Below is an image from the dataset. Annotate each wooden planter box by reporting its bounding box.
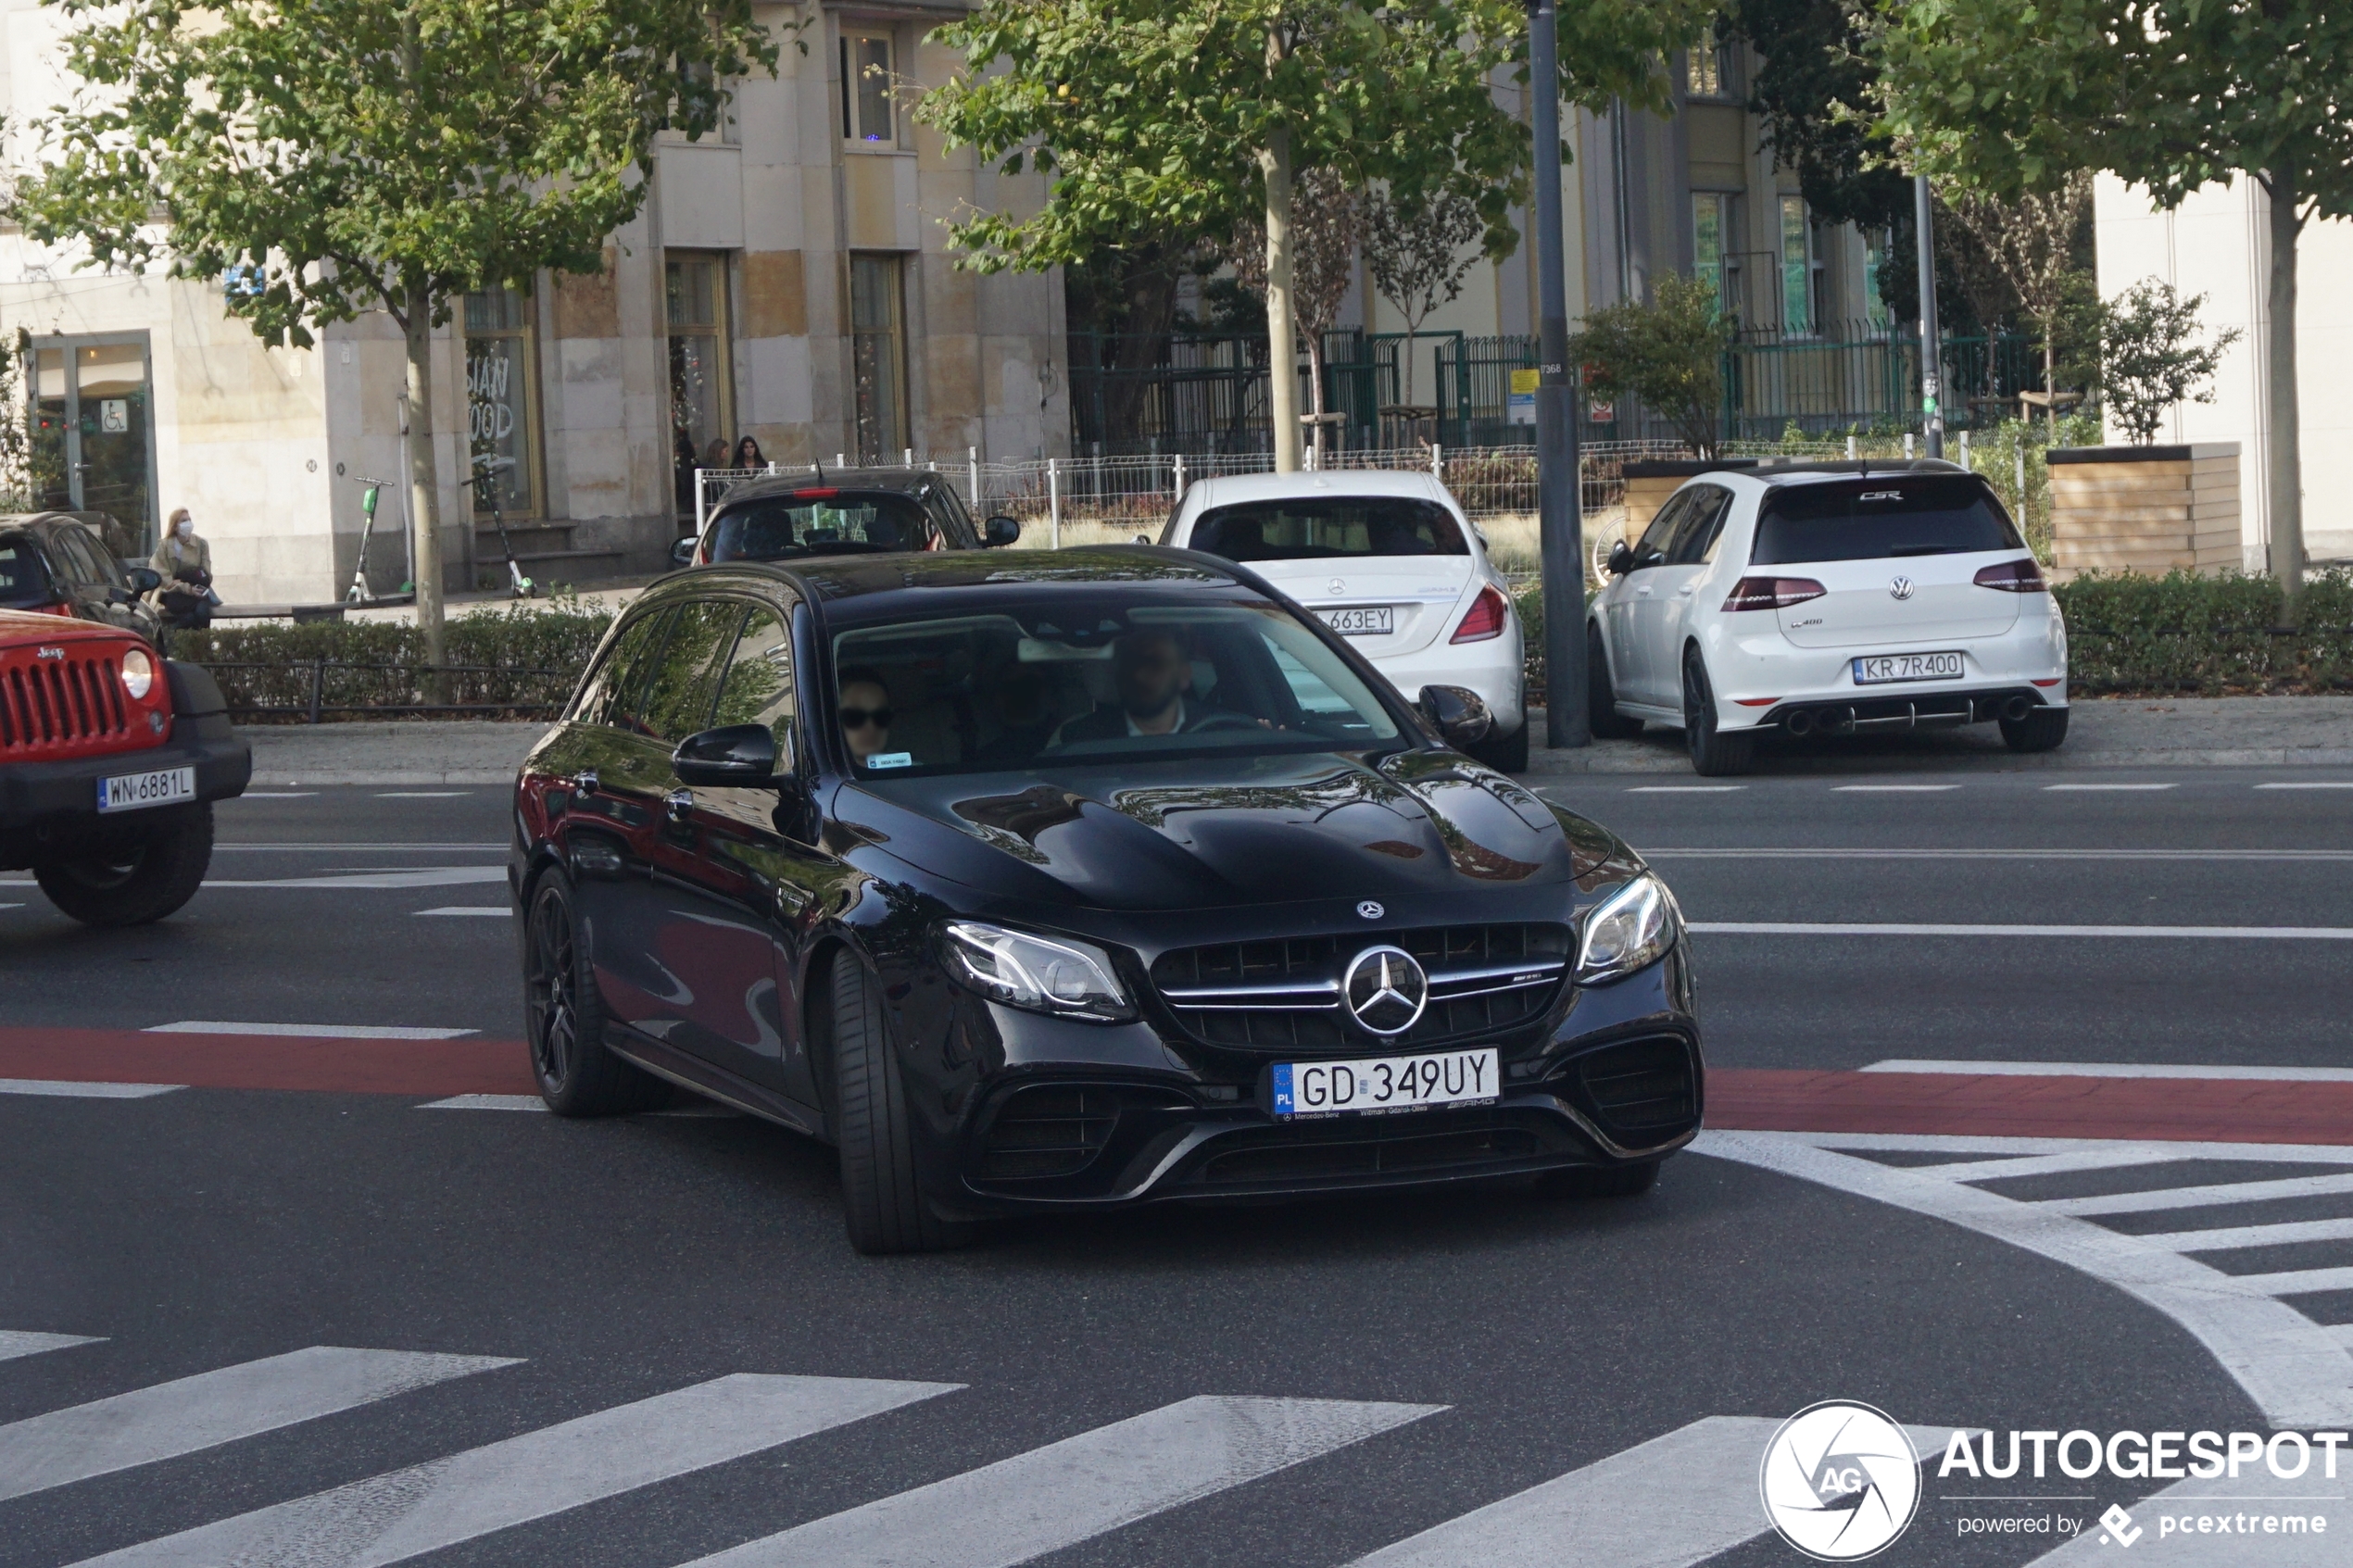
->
[2048,443,2241,578]
[1619,458,1757,535]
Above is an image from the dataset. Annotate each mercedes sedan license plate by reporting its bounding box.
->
[96,765,195,813]
[1271,1047,1499,1120]
[1320,605,1394,636]
[1852,650,1964,684]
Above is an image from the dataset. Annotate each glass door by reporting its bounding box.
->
[27,335,157,552]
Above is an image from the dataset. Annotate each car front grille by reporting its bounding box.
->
[975,1084,1124,1180]
[1151,922,1573,1054]
[0,650,134,758]
[1576,1036,1698,1143]
[1196,1127,1542,1186]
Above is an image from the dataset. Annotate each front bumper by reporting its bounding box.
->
[0,720,251,864]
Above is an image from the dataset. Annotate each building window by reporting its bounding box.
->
[849,254,907,463]
[463,287,541,520]
[841,31,895,145]
[1687,30,1730,98]
[667,254,736,483]
[1864,229,1894,336]
[1779,196,1817,335]
[1693,193,1738,320]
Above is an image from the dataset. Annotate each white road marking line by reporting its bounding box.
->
[374,791,471,797]
[1694,1131,2353,1428]
[235,792,318,798]
[70,1374,958,1568]
[1863,1060,2353,1083]
[1689,922,2353,939]
[1831,784,1961,792]
[0,902,23,911]
[2140,1217,2353,1252]
[144,1022,478,1040]
[0,1331,104,1363]
[420,1095,546,1111]
[1910,1149,2194,1185]
[0,1347,516,1503]
[2044,783,2177,791]
[1350,1417,1963,1568]
[202,867,508,890]
[1643,847,2353,860]
[1790,1131,2353,1163]
[1624,784,1745,792]
[414,907,510,918]
[2256,781,2353,789]
[213,844,508,852]
[0,1079,184,1099]
[685,1395,1444,1568]
[2223,1265,2353,1298]
[2044,1172,2353,1218]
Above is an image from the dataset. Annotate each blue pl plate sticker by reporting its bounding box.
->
[1271,1062,1296,1117]
[865,752,913,770]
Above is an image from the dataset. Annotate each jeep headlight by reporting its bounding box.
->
[941,921,1135,1022]
[1575,873,1681,985]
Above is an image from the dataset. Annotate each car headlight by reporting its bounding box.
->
[1575,873,1681,985]
[119,646,155,700]
[941,921,1136,1022]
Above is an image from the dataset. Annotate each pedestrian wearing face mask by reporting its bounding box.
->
[152,508,213,583]
[150,508,220,629]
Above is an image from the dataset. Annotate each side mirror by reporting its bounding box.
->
[1416,684,1493,750]
[673,723,788,787]
[670,537,698,569]
[983,515,1021,547]
[1604,541,1634,578]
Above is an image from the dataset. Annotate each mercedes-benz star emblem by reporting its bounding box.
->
[1356,900,1384,921]
[1343,945,1428,1036]
[1888,576,1916,601]
[1328,578,1346,596]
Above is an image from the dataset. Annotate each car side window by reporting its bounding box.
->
[573,608,672,728]
[55,529,112,586]
[1632,492,1692,565]
[1669,486,1734,566]
[639,599,747,743]
[711,604,796,744]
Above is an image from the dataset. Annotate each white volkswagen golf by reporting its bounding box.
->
[1163,470,1529,768]
[1588,461,2068,775]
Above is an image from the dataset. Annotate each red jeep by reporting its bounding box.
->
[0,608,251,925]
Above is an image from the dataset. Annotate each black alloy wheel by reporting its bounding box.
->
[1587,621,1644,740]
[2000,706,2070,753]
[830,947,973,1255]
[523,870,666,1115]
[33,806,214,927]
[1681,647,1755,777]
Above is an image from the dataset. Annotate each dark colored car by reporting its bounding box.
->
[672,467,1021,569]
[0,513,165,644]
[510,548,1701,1252]
[0,607,251,925]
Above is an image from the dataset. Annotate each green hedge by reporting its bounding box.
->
[171,601,612,719]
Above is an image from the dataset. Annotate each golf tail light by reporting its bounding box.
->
[1576,873,1681,985]
[119,646,156,700]
[1451,584,1509,643]
[1973,558,2048,593]
[942,921,1135,1022]
[1721,576,1827,612]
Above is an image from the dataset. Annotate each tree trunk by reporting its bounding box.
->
[403,281,447,689]
[2265,166,2304,613]
[1304,330,1327,466]
[2042,327,2057,439]
[1260,73,1301,472]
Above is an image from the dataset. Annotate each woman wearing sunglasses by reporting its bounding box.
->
[837,667,901,770]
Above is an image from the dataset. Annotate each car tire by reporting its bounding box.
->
[1999,707,2070,753]
[1587,622,1644,740]
[33,806,214,927]
[831,947,973,1255]
[1535,1159,1661,1198]
[1680,649,1755,776]
[1468,718,1530,772]
[522,869,669,1116]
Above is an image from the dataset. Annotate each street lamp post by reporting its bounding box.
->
[1914,173,1944,461]
[1529,0,1586,748]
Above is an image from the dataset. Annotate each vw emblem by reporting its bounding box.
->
[1342,945,1428,1036]
[1888,576,1916,601]
[1355,900,1384,921]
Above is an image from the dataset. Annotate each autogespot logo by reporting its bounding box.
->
[1760,1401,1922,1561]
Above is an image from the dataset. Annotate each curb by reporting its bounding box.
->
[246,771,519,789]
[1522,746,2353,776]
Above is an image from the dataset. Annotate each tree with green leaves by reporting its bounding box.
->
[1364,186,1484,414]
[14,0,785,659]
[1873,0,2353,605]
[2099,281,2240,446]
[920,0,1711,471]
[1940,172,2095,435]
[1570,272,1732,457]
[1713,0,1909,235]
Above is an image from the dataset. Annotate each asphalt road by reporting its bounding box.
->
[5,769,2350,1567]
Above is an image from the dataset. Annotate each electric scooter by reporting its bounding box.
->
[346,477,395,604]
[466,455,536,599]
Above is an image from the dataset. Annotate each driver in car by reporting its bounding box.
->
[1053,629,1213,743]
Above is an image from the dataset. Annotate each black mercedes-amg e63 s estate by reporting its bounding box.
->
[510,547,1702,1252]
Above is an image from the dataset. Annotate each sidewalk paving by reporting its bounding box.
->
[240,696,2353,787]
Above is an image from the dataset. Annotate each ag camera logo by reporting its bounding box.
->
[1760,1400,1921,1561]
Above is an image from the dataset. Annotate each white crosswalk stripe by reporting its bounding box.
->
[71,1374,959,1568]
[0,1329,104,1362]
[0,1347,516,1502]
[682,1395,1442,1568]
[1695,1130,2353,1429]
[1351,1416,1964,1568]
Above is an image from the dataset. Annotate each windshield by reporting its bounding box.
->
[0,537,53,608]
[1189,496,1467,562]
[1751,476,2024,564]
[828,596,1402,777]
[709,492,937,561]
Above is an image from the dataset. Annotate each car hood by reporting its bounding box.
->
[829,749,1619,912]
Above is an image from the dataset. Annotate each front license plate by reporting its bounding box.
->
[1271,1047,1500,1120]
[1852,650,1964,684]
[1320,606,1394,636]
[96,765,195,814]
